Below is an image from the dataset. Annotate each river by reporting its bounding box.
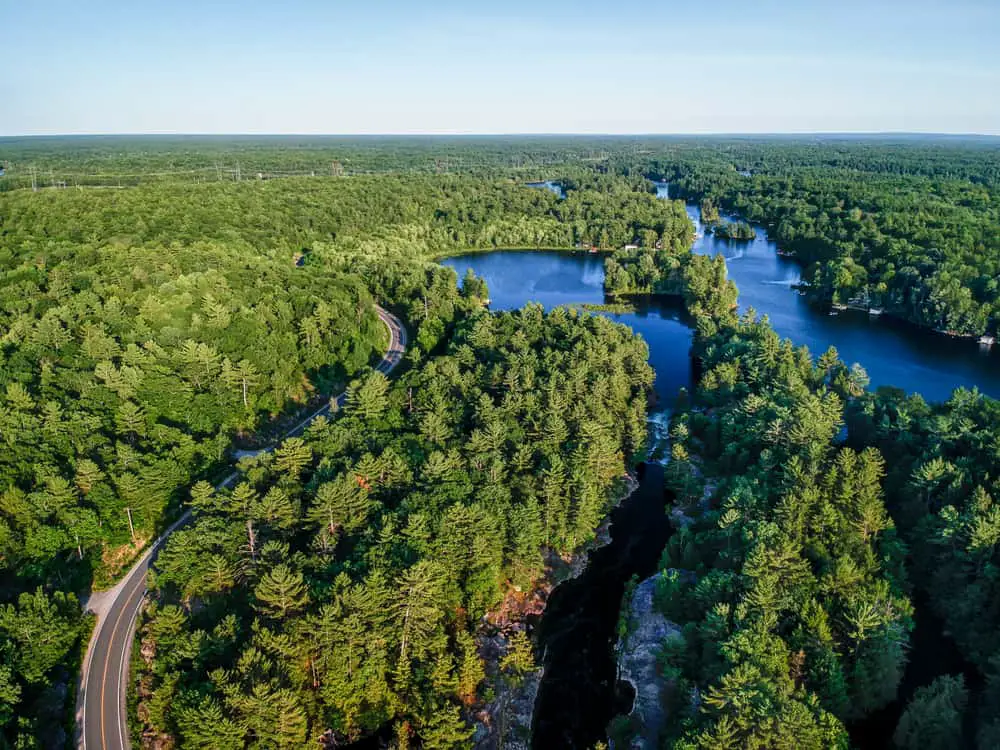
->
[660,182,1000,402]
[448,184,1000,405]
[439,185,999,748]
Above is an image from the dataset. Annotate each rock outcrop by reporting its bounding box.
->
[615,572,680,749]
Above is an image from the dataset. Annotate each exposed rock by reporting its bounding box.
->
[472,475,639,749]
[472,663,541,750]
[615,572,680,749]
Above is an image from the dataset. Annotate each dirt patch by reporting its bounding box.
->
[94,535,152,588]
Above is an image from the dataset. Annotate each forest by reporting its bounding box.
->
[0,146,686,747]
[658,306,910,748]
[137,304,651,748]
[637,283,1000,749]
[658,147,1000,336]
[1,135,1000,749]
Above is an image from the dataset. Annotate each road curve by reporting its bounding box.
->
[78,306,406,750]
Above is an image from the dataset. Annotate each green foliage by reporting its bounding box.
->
[666,146,1000,335]
[0,588,82,746]
[139,305,650,746]
[893,674,967,750]
[657,308,911,747]
[2,135,998,746]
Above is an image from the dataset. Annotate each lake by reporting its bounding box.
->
[438,185,1000,748]
[661,182,1000,402]
[445,185,1000,404]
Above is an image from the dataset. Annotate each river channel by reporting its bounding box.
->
[439,184,1000,747]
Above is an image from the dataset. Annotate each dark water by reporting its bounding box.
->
[530,463,672,749]
[445,189,1000,405]
[657,183,1000,402]
[440,250,693,449]
[439,184,1000,747]
[848,593,979,749]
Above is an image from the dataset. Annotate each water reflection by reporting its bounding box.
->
[658,183,1000,402]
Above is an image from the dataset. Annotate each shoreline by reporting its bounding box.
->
[613,572,680,749]
[679,194,996,345]
[472,473,640,750]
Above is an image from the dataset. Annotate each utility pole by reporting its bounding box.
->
[125,507,136,543]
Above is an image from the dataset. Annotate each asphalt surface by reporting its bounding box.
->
[78,306,406,749]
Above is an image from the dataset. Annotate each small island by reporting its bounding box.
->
[710,219,757,241]
[699,198,756,240]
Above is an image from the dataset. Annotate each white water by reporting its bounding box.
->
[646,410,672,465]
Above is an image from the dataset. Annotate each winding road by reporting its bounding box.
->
[77,306,406,750]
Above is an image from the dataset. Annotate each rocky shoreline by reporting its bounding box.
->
[472,475,640,750]
[613,573,680,749]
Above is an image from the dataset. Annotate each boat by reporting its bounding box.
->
[979,335,995,347]
[869,308,883,317]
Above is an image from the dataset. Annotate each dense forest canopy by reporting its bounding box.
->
[138,305,651,748]
[658,150,1000,336]
[0,142,689,747]
[1,135,1000,749]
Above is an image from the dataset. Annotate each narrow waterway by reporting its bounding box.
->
[530,463,671,749]
[440,183,1000,747]
[439,252,685,746]
[657,182,1000,402]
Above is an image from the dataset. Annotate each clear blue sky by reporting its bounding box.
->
[3,0,998,135]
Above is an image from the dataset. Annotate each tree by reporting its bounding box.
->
[238,684,308,750]
[254,565,309,619]
[394,561,447,680]
[0,589,81,684]
[893,675,967,750]
[222,358,260,408]
[419,701,474,749]
[500,631,535,687]
[456,630,484,706]
[348,371,390,424]
[273,437,313,480]
[175,696,246,749]
[0,666,20,728]
[308,475,371,550]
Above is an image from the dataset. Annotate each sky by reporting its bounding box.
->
[3,0,999,136]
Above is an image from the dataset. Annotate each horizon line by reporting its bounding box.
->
[2,130,1000,140]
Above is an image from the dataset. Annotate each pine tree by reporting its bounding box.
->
[456,630,484,706]
[419,701,474,749]
[254,565,309,619]
[893,674,967,750]
[273,437,313,480]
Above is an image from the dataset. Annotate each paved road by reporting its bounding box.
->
[78,306,406,750]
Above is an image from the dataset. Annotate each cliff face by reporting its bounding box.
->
[616,573,680,749]
[473,476,640,749]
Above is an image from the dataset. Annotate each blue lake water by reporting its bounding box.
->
[439,182,1000,749]
[443,185,1000,404]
